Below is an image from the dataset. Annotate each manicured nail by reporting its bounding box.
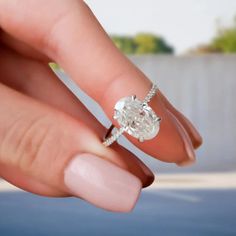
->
[137,160,155,187]
[167,110,196,166]
[64,153,142,212]
[177,113,203,149]
[177,158,195,167]
[178,130,196,166]
[159,91,203,149]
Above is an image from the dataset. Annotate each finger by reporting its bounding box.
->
[0,30,50,62]
[158,91,203,149]
[0,7,200,152]
[112,143,154,188]
[0,163,69,197]
[0,46,154,187]
[0,0,198,163]
[0,83,141,212]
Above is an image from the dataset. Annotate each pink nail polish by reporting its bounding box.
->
[64,153,142,212]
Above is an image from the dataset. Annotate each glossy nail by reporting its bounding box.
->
[159,91,203,149]
[167,110,196,166]
[64,153,142,212]
[136,159,155,187]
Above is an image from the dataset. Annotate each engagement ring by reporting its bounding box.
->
[103,83,161,147]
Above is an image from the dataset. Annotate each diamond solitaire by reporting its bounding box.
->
[114,95,160,141]
[103,84,161,147]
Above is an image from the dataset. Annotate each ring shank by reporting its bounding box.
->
[103,125,125,147]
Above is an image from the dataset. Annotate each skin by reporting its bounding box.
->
[0,0,202,206]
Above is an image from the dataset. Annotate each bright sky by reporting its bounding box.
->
[85,0,236,54]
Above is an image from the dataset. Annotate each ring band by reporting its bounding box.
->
[103,83,161,147]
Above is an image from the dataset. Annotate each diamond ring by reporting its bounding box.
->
[103,83,161,147]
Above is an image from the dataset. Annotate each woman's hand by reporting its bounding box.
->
[0,0,202,212]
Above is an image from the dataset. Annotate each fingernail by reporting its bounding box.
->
[167,110,196,166]
[181,128,196,161]
[179,113,203,149]
[177,158,195,167]
[176,130,196,166]
[137,161,155,187]
[159,91,203,149]
[64,153,142,212]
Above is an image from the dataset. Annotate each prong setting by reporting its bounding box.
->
[103,84,160,147]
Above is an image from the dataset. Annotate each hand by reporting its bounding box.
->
[0,0,202,212]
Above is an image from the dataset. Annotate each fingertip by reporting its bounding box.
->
[193,135,203,149]
[64,153,142,212]
[142,173,155,188]
[137,161,155,188]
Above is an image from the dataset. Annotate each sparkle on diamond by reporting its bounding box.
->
[114,96,160,141]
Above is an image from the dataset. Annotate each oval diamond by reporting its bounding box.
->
[114,96,161,141]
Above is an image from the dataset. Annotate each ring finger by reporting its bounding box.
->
[0,45,155,188]
[0,0,200,164]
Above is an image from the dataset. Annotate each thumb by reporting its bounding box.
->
[0,83,141,212]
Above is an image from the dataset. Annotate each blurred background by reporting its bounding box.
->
[1,0,236,235]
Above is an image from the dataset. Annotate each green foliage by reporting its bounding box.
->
[112,36,136,54]
[111,33,174,55]
[192,17,236,54]
[49,62,60,70]
[134,33,173,54]
[48,62,64,72]
[211,23,236,53]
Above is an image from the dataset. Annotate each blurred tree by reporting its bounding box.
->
[211,21,236,53]
[111,36,136,54]
[187,44,221,54]
[134,33,173,54]
[189,16,236,54]
[111,33,174,54]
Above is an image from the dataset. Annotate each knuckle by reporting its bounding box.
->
[40,0,85,58]
[16,116,52,171]
[0,114,63,174]
[40,12,70,57]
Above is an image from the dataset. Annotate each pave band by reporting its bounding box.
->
[103,83,161,147]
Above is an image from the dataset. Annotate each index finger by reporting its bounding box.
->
[0,0,195,164]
